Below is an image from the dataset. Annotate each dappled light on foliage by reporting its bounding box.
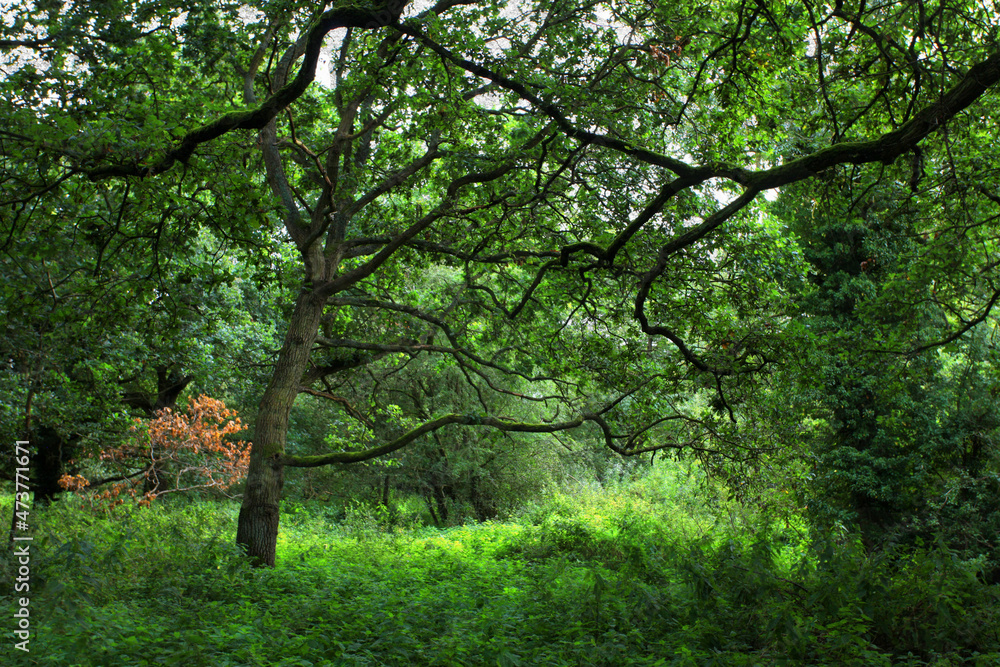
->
[58,395,249,508]
[3,471,999,665]
[1,0,999,659]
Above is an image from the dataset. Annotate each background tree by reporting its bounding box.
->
[0,194,283,503]
[773,161,1000,568]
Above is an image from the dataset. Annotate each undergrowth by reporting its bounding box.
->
[0,465,997,666]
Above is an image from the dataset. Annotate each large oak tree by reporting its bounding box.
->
[3,0,1000,565]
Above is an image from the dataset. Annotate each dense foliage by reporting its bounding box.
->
[2,469,999,666]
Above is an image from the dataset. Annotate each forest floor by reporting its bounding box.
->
[1,466,998,666]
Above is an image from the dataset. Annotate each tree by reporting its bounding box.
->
[777,175,954,537]
[769,166,1000,557]
[3,0,1000,566]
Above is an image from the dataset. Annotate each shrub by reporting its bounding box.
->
[58,395,249,507]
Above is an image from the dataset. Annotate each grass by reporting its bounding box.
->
[1,463,998,666]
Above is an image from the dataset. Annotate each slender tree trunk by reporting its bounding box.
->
[425,494,441,527]
[432,482,449,525]
[237,289,324,566]
[470,474,497,522]
[380,473,390,509]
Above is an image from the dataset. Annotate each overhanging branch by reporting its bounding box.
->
[745,50,1000,190]
[393,20,702,179]
[86,1,407,181]
[633,188,762,374]
[277,413,589,467]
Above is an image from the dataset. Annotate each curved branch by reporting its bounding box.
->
[86,2,406,181]
[299,387,374,428]
[317,132,549,298]
[745,50,1000,190]
[633,188,761,374]
[314,337,569,388]
[394,21,702,179]
[904,283,1000,356]
[278,413,589,467]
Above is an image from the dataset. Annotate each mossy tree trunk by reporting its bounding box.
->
[236,290,325,566]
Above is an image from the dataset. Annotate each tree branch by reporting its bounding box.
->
[744,50,1000,190]
[278,412,590,467]
[86,1,407,181]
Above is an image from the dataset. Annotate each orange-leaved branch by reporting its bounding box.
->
[58,395,250,508]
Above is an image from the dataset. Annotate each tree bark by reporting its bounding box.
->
[432,482,450,525]
[31,425,78,504]
[236,289,325,566]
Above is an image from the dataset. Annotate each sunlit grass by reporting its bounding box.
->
[0,465,997,666]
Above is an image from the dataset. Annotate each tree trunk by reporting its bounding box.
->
[237,289,324,566]
[380,473,391,509]
[432,482,450,525]
[470,474,497,522]
[32,426,79,504]
[425,494,441,527]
